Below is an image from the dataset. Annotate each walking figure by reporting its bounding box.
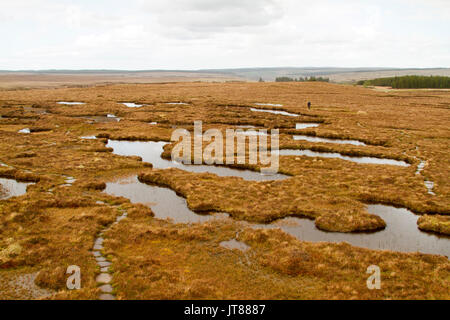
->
[307,102,311,110]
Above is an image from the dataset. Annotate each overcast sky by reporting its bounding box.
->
[1,0,449,70]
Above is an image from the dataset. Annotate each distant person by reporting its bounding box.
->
[307,102,311,110]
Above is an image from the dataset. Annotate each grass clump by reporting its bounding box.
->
[417,215,450,236]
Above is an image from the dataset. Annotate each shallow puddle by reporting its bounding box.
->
[277,149,410,166]
[220,239,250,252]
[122,102,144,108]
[80,115,120,123]
[237,130,268,136]
[296,123,320,129]
[104,176,226,224]
[293,135,366,146]
[57,102,85,105]
[257,205,449,257]
[254,103,283,107]
[106,140,288,181]
[414,161,435,195]
[0,178,32,200]
[250,108,299,117]
[166,102,189,105]
[18,128,31,134]
[65,176,76,185]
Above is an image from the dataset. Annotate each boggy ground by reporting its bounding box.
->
[102,213,449,300]
[418,215,450,236]
[0,82,449,299]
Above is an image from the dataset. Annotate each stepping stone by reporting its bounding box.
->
[96,257,106,262]
[92,251,101,257]
[100,267,109,273]
[93,244,103,250]
[96,273,112,284]
[95,237,104,245]
[98,261,111,268]
[99,294,116,300]
[99,284,113,293]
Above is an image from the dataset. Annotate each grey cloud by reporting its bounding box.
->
[143,0,284,33]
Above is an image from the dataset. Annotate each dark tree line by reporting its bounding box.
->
[357,75,450,89]
[275,76,330,83]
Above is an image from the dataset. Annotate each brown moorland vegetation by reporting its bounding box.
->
[417,215,450,236]
[0,82,448,299]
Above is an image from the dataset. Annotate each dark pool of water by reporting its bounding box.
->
[220,239,250,252]
[0,178,32,200]
[254,103,283,107]
[106,140,288,181]
[277,149,410,167]
[293,135,366,146]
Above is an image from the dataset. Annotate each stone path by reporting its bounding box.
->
[91,207,128,300]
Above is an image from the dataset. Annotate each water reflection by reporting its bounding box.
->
[106,140,288,181]
[105,176,225,224]
[293,135,366,146]
[250,108,299,117]
[258,205,449,257]
[0,178,32,200]
[277,149,409,166]
[104,176,449,257]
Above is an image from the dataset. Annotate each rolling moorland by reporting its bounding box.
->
[1,68,450,89]
[0,81,449,299]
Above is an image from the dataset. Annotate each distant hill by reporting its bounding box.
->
[1,67,449,89]
[197,67,450,82]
